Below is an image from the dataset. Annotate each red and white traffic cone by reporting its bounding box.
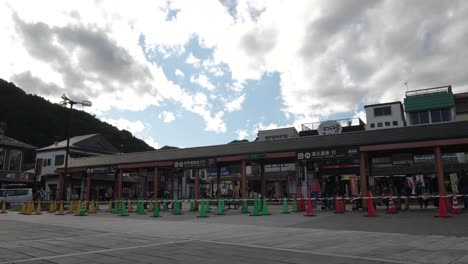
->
[386,198,398,214]
[451,195,461,214]
[304,198,316,217]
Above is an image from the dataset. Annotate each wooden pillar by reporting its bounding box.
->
[194,169,200,209]
[216,165,221,199]
[241,160,247,200]
[360,152,368,210]
[58,173,64,201]
[295,161,301,199]
[434,146,446,195]
[86,173,91,201]
[153,167,158,199]
[117,169,123,200]
[260,162,265,199]
[143,175,148,199]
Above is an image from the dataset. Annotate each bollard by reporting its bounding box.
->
[172,200,183,215]
[19,202,26,214]
[56,201,65,215]
[292,198,298,212]
[250,199,261,216]
[35,201,42,215]
[281,198,290,214]
[120,200,129,216]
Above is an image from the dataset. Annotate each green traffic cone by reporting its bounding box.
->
[197,200,208,218]
[151,200,161,217]
[242,200,250,214]
[120,200,129,216]
[292,198,298,212]
[221,199,226,212]
[162,200,168,211]
[172,200,183,215]
[281,198,290,214]
[112,200,119,214]
[189,200,195,211]
[250,199,260,216]
[78,201,87,216]
[262,198,271,216]
[205,200,211,213]
[138,200,146,215]
[216,199,225,215]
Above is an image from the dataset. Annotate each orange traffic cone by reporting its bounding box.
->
[365,192,376,217]
[386,198,398,214]
[304,199,316,217]
[450,195,461,214]
[435,195,449,218]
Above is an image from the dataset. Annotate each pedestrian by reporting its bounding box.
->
[310,177,320,209]
[415,180,428,208]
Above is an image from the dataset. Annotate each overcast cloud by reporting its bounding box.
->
[1,0,467,147]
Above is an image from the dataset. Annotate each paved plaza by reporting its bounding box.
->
[1,205,468,264]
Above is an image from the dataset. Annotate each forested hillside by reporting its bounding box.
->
[0,78,154,153]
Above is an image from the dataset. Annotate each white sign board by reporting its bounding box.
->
[317,120,342,135]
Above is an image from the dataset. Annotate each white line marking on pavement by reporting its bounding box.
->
[193,239,415,264]
[0,232,123,246]
[0,239,192,264]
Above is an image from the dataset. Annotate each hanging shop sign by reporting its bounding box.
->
[86,166,117,174]
[174,158,216,169]
[317,120,342,135]
[246,153,266,160]
[297,147,359,161]
[0,171,34,182]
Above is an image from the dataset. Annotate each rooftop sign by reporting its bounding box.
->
[317,120,342,135]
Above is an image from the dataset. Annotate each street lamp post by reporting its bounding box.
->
[59,94,92,201]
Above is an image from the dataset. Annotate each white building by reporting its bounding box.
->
[364,102,406,130]
[35,134,118,199]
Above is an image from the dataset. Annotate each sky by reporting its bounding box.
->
[1,0,468,149]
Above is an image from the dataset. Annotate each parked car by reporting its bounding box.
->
[0,188,33,209]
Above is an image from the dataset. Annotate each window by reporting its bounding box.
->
[431,108,451,123]
[409,111,430,125]
[47,159,51,166]
[377,122,383,127]
[54,155,64,166]
[385,122,390,127]
[374,106,392,117]
[370,123,375,128]
[393,121,398,126]
[0,148,5,170]
[8,150,22,171]
[43,159,47,167]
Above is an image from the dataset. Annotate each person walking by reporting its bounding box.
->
[310,178,320,209]
[415,180,428,208]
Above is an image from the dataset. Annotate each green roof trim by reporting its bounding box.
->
[404,92,454,112]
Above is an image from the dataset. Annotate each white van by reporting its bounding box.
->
[0,188,33,209]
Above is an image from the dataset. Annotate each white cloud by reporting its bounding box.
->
[236,129,249,140]
[143,136,160,149]
[158,111,176,123]
[175,69,184,78]
[225,94,246,112]
[190,74,216,91]
[3,0,468,142]
[101,118,145,135]
[186,52,201,68]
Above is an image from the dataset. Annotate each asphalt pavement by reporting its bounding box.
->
[0,204,467,264]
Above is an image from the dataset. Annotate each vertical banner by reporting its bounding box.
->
[450,173,459,194]
[349,176,358,196]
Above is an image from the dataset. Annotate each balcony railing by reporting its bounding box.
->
[405,85,452,97]
[301,117,364,131]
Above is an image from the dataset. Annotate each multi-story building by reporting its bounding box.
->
[404,85,455,126]
[0,132,36,187]
[35,134,118,200]
[364,102,406,130]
